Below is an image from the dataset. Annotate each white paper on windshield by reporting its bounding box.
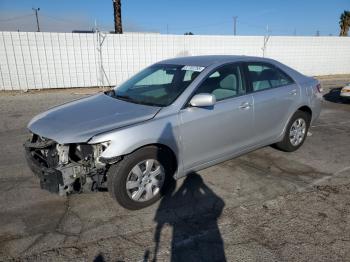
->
[181,65,205,72]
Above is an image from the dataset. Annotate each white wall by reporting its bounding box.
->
[1,31,350,91]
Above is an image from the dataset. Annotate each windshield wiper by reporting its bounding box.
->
[114,93,162,107]
[115,94,133,102]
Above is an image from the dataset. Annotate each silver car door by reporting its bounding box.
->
[179,63,254,171]
[246,62,300,142]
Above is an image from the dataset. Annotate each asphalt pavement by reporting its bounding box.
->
[0,77,349,261]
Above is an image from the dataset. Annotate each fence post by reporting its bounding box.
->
[57,33,65,88]
[10,32,21,90]
[0,32,8,90]
[72,33,79,88]
[26,32,37,89]
[42,32,51,89]
[64,33,73,88]
[50,32,59,88]
[18,32,29,91]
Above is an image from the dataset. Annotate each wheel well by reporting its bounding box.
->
[133,143,178,172]
[298,106,312,119]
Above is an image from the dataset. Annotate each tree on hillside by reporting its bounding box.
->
[113,0,123,33]
[184,32,194,35]
[339,10,350,36]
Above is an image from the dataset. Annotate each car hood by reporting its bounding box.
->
[28,93,161,144]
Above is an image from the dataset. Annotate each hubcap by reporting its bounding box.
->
[126,159,165,202]
[289,118,306,146]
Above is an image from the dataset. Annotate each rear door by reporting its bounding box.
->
[244,62,300,143]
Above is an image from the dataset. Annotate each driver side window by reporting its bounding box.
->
[194,64,245,101]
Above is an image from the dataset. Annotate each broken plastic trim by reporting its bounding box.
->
[24,139,56,149]
[99,156,122,164]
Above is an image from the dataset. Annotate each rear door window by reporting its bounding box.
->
[246,63,294,92]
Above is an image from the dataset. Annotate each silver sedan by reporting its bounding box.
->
[25,55,322,209]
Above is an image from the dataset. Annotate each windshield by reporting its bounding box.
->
[110,64,203,107]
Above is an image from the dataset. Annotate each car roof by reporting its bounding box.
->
[158,55,268,67]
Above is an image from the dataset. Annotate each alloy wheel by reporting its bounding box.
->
[289,118,307,146]
[125,159,165,202]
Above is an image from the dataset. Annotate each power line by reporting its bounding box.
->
[0,14,33,22]
[40,14,80,24]
[238,20,263,30]
[168,20,231,31]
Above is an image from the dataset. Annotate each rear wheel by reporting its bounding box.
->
[275,110,310,152]
[107,146,174,210]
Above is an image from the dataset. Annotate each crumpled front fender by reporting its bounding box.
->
[89,115,180,161]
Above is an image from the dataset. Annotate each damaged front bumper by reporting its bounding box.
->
[24,133,110,196]
[25,147,64,193]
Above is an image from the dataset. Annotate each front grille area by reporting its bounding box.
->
[24,134,59,168]
[24,132,108,195]
[24,133,63,193]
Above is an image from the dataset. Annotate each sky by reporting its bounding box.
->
[0,0,348,36]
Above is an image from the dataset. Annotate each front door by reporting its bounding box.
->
[179,63,254,171]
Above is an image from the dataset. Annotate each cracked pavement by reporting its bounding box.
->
[0,77,349,261]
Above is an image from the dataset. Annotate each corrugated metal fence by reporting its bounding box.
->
[1,31,350,91]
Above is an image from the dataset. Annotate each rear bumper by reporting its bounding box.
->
[309,92,322,126]
[25,147,63,193]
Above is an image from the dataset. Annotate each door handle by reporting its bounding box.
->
[239,102,251,110]
[289,89,297,96]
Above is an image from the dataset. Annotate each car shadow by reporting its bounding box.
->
[323,87,350,104]
[95,122,226,261]
[146,122,226,261]
[147,172,226,262]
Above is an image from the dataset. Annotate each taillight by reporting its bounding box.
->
[315,83,323,93]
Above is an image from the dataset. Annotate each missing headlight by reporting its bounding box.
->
[69,144,94,162]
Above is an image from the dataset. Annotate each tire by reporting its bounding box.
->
[107,146,175,210]
[275,110,311,152]
[341,97,350,104]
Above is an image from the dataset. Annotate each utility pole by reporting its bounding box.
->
[32,8,40,32]
[233,16,238,35]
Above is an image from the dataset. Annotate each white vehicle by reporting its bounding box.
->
[340,83,350,99]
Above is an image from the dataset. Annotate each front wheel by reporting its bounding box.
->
[107,146,174,210]
[275,110,310,152]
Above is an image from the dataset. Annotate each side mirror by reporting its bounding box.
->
[189,93,216,107]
